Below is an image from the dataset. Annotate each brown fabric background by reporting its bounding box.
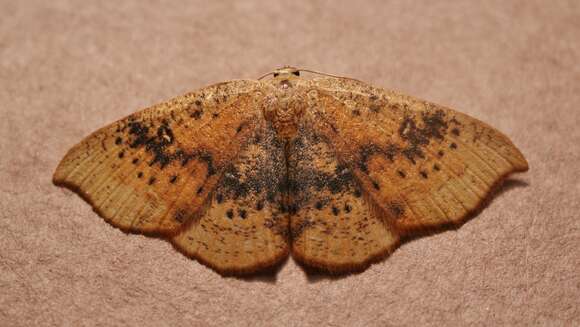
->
[1,1,578,326]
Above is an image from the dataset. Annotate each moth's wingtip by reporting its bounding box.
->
[52,169,65,186]
[519,156,530,172]
[52,172,72,190]
[512,152,530,173]
[507,137,530,173]
[52,155,71,185]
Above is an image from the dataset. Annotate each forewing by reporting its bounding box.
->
[172,124,290,274]
[308,78,528,233]
[53,80,262,235]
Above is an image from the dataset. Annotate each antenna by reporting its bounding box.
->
[257,67,360,82]
[257,71,274,80]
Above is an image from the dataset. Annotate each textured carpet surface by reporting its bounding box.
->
[1,1,579,326]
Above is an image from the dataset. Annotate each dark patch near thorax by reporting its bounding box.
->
[285,126,360,214]
[213,126,286,207]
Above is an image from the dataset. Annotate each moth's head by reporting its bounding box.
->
[258,66,344,81]
[258,66,301,80]
[271,66,301,79]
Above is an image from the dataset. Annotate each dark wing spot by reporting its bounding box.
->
[384,144,399,162]
[451,128,460,136]
[450,142,458,149]
[332,206,340,216]
[190,110,202,120]
[169,175,178,183]
[369,104,381,113]
[137,172,143,178]
[216,193,223,204]
[401,147,424,165]
[290,219,314,240]
[288,204,298,215]
[157,124,174,144]
[174,210,186,223]
[256,201,264,211]
[329,122,339,133]
[226,209,234,219]
[181,154,192,166]
[372,180,380,190]
[118,151,125,159]
[358,144,382,173]
[197,151,216,176]
[148,176,156,185]
[387,202,405,219]
[358,143,401,172]
[420,170,428,179]
[132,158,139,164]
[239,209,247,219]
[115,137,122,145]
[344,204,352,213]
[433,164,441,171]
[196,186,204,194]
[397,170,406,178]
[236,123,247,134]
[315,201,323,210]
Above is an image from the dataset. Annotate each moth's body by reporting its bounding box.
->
[54,66,528,275]
[260,68,310,140]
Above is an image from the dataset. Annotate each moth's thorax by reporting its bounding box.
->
[261,76,308,140]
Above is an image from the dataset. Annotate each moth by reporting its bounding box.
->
[54,67,528,275]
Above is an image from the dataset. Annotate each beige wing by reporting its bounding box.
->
[287,122,399,273]
[172,123,290,275]
[309,77,528,234]
[53,80,263,235]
